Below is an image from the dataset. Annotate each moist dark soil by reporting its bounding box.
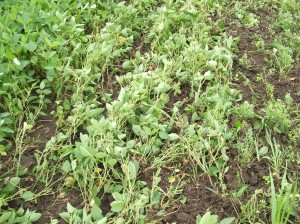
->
[270,64,300,104]
[144,166,237,224]
[24,113,83,223]
[23,114,57,167]
[99,192,114,215]
[0,106,57,174]
[166,83,192,114]
[18,188,82,224]
[229,10,273,106]
[162,175,236,224]
[228,8,300,106]
[225,154,269,192]
[1,105,84,223]
[101,75,121,101]
[131,35,150,56]
[144,157,272,224]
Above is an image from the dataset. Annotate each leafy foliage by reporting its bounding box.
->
[0,0,299,223]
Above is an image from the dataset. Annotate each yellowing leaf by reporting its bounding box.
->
[117,36,127,44]
[0,151,7,156]
[65,176,76,187]
[168,176,176,183]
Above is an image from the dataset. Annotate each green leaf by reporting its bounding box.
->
[13,58,21,66]
[95,152,106,159]
[14,216,25,223]
[62,160,71,173]
[270,174,277,224]
[192,112,200,121]
[41,62,55,70]
[0,145,5,152]
[112,192,123,201]
[80,146,92,157]
[22,191,35,201]
[220,217,235,224]
[88,108,105,117]
[110,200,125,212]
[67,202,76,213]
[122,61,133,71]
[168,133,179,140]
[259,146,268,156]
[154,82,169,93]
[92,186,99,198]
[0,127,14,133]
[198,211,218,224]
[42,89,52,95]
[40,81,45,90]
[96,217,107,224]
[20,60,29,68]
[7,211,16,223]
[0,44,4,56]
[159,131,169,140]
[254,120,264,129]
[143,126,152,135]
[108,159,117,167]
[0,211,13,223]
[3,118,13,125]
[204,71,215,80]
[118,134,126,140]
[10,177,21,185]
[29,212,42,222]
[17,166,27,176]
[132,125,143,136]
[208,166,219,175]
[25,41,37,52]
[16,206,25,216]
[63,99,71,110]
[0,112,9,119]
[206,60,218,71]
[17,99,23,110]
[116,217,125,224]
[151,191,161,205]
[2,177,20,194]
[91,204,103,220]
[128,161,137,180]
[126,140,135,148]
[180,196,187,204]
[59,212,71,220]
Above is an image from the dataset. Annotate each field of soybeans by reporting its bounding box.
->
[0,0,299,223]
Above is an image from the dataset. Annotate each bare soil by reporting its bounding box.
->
[0,105,84,223]
[162,175,236,224]
[229,9,300,106]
